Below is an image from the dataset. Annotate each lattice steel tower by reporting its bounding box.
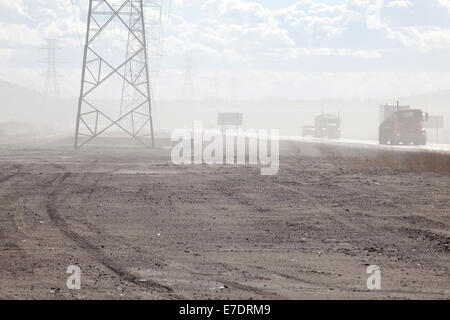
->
[182,55,195,100]
[119,0,162,133]
[43,39,60,98]
[75,0,155,148]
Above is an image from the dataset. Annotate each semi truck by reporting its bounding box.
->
[314,113,341,139]
[379,103,428,146]
[302,125,315,137]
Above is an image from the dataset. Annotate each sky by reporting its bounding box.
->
[1,0,450,100]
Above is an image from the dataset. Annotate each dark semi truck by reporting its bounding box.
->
[314,113,341,139]
[379,103,428,146]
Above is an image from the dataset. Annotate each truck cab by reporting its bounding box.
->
[379,109,428,145]
[314,114,341,139]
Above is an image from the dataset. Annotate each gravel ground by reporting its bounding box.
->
[0,141,448,299]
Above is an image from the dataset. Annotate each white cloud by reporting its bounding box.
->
[385,26,450,51]
[1,0,450,100]
[0,23,43,46]
[268,47,382,60]
[0,48,12,61]
[385,0,413,8]
[276,0,348,36]
[437,0,450,13]
[0,0,33,20]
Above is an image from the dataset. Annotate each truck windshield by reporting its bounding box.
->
[323,118,339,124]
[398,111,422,121]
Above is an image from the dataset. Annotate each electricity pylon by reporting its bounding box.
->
[144,0,163,59]
[43,39,60,98]
[119,0,162,132]
[182,55,195,100]
[75,0,154,149]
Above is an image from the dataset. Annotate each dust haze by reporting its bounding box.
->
[0,0,449,301]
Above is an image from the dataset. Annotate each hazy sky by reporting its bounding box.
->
[2,0,450,99]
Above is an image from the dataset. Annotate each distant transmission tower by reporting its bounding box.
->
[43,39,60,98]
[182,55,195,100]
[75,0,154,149]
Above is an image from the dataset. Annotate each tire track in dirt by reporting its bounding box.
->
[199,178,304,299]
[46,172,180,298]
[216,174,366,235]
[0,291,20,300]
[0,227,25,300]
[219,279,280,299]
[12,174,62,237]
[337,181,450,252]
[326,182,450,254]
[207,177,372,296]
[0,164,23,184]
[268,176,449,297]
[276,174,450,257]
[269,181,370,235]
[283,164,449,234]
[0,174,16,184]
[272,269,446,298]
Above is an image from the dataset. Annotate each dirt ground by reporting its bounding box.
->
[0,141,449,300]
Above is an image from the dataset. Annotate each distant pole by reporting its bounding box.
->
[43,39,60,98]
[182,55,195,100]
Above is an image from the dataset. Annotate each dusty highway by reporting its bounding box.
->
[283,136,450,153]
[0,141,449,299]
